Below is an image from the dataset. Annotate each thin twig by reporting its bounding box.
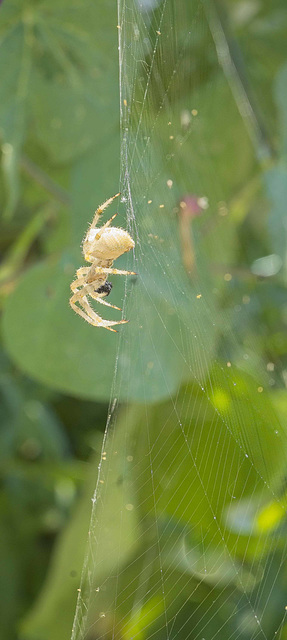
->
[204,0,275,165]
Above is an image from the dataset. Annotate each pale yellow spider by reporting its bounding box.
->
[70,193,135,332]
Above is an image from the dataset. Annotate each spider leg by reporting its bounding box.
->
[95,267,137,276]
[70,290,128,331]
[87,287,122,311]
[71,300,119,332]
[71,279,122,311]
[87,213,118,245]
[71,278,121,310]
[99,213,118,231]
[94,297,121,310]
[70,276,88,292]
[89,193,120,231]
[76,266,90,276]
[70,298,112,328]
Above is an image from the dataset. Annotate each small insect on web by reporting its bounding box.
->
[70,193,135,332]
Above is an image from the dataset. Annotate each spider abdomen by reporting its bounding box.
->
[85,226,135,261]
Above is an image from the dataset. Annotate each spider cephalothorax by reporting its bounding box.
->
[70,193,135,332]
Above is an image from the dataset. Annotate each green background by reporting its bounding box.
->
[1,1,287,639]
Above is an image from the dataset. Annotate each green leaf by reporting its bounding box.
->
[2,253,120,401]
[22,372,287,640]
[21,432,138,640]
[0,257,209,402]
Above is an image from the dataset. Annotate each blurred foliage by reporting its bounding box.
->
[1,0,287,639]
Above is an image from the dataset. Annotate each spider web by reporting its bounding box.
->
[71,1,287,639]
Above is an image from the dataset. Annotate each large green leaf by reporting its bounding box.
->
[21,372,287,640]
[21,433,138,640]
[2,233,217,402]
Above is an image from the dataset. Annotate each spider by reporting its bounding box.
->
[70,192,135,332]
